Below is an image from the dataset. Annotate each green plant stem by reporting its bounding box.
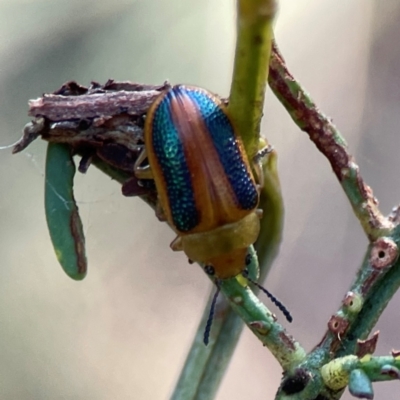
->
[265,40,400,392]
[267,41,392,240]
[336,254,400,358]
[172,2,284,399]
[322,354,400,391]
[170,294,243,400]
[218,275,305,369]
[255,149,284,279]
[228,0,277,156]
[171,245,301,400]
[277,244,400,399]
[267,38,400,400]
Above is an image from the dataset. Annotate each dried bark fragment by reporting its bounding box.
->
[356,331,379,358]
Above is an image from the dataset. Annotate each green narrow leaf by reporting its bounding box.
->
[45,142,87,280]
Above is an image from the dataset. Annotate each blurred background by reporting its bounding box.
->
[1,0,400,399]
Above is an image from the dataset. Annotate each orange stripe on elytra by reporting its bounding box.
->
[169,91,250,233]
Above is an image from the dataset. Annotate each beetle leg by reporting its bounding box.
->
[170,236,183,251]
[155,202,167,222]
[256,208,263,219]
[122,176,156,197]
[252,144,274,188]
[134,147,154,180]
[133,148,166,220]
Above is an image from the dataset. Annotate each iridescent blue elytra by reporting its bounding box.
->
[185,89,258,211]
[151,95,198,232]
[146,85,258,234]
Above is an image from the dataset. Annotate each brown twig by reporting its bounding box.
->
[268,41,393,240]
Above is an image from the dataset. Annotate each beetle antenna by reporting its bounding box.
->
[203,282,221,345]
[243,272,292,323]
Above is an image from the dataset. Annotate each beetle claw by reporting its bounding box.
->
[253,144,274,163]
[134,147,154,180]
[155,203,167,221]
[252,144,274,188]
[170,236,183,251]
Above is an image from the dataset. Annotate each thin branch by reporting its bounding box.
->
[268,41,393,240]
[228,0,277,156]
[268,39,400,400]
[170,295,244,400]
[216,249,305,370]
[28,80,169,120]
[322,354,400,391]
